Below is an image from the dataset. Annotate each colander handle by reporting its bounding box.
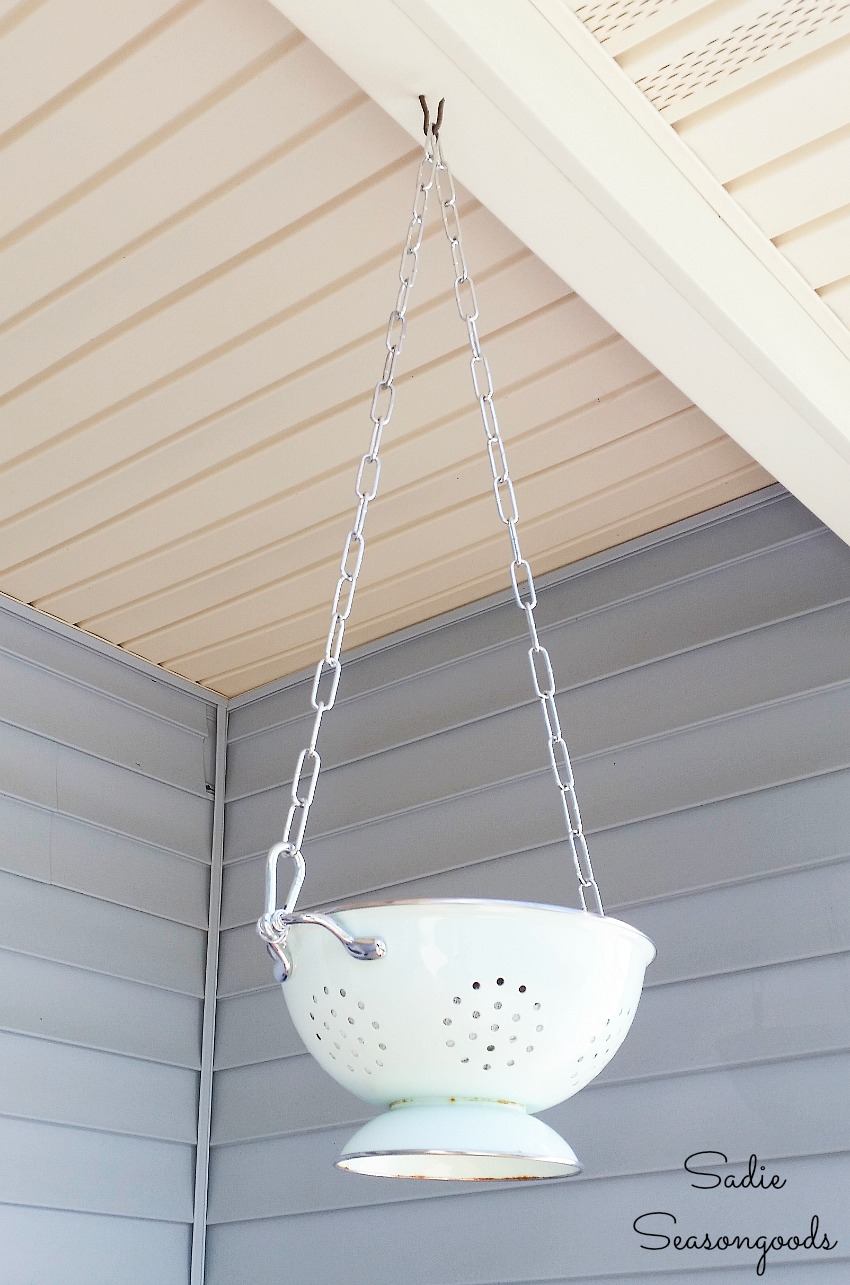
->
[257,842,386,981]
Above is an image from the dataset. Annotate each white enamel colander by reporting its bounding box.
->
[259,849,654,1179]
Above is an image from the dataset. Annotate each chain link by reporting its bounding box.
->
[434,139,604,917]
[269,125,603,919]
[270,141,439,902]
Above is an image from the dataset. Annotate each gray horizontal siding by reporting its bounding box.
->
[218,765,850,935]
[0,1206,191,1285]
[210,490,850,1284]
[0,868,205,993]
[0,1029,197,1141]
[225,666,850,859]
[0,791,209,925]
[0,601,218,1282]
[225,528,850,806]
[226,487,826,738]
[0,947,201,1068]
[0,1116,194,1220]
[0,718,212,860]
[219,685,850,933]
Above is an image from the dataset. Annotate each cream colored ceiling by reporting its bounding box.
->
[0,0,770,696]
[568,0,850,331]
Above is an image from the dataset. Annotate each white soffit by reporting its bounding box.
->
[0,0,769,695]
[269,0,850,549]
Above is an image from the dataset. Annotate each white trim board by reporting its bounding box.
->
[191,705,228,1285]
[267,0,850,548]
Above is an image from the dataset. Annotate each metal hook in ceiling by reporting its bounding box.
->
[418,94,445,140]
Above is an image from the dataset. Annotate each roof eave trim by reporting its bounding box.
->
[268,0,850,547]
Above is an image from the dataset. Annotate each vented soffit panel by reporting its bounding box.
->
[566,0,850,330]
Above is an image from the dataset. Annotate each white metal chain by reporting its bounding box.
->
[269,140,439,909]
[270,121,604,919]
[433,136,604,917]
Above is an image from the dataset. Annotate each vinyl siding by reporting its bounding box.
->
[0,602,218,1285]
[207,488,850,1283]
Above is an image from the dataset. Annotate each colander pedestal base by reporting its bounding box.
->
[336,1099,582,1180]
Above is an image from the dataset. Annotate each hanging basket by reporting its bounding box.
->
[256,101,657,1180]
[276,897,654,1179]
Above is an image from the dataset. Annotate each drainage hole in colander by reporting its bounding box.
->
[357,1001,365,1010]
[577,1055,584,1062]
[330,1008,336,1017]
[486,1044,495,1052]
[316,1033,321,1040]
[347,1064,354,1072]
[533,1002,541,1011]
[378,1042,386,1051]
[507,1059,515,1067]
[472,1010,480,1019]
[511,1013,520,1023]
[469,1033,477,1041]
[536,1025,543,1033]
[494,1001,502,1011]
[483,1063,491,1070]
[590,1035,596,1043]
[509,1035,517,1044]
[453,996,461,1005]
[491,1024,499,1032]
[496,977,504,986]
[472,981,481,990]
[334,1042,341,1051]
[312,994,318,1004]
[376,1059,384,1067]
[443,1018,452,1026]
[329,1052,336,1060]
[352,1050,358,1058]
[519,985,527,993]
[526,1045,534,1053]
[461,1057,469,1064]
[358,1037,365,1045]
[323,986,329,995]
[347,1017,355,1025]
[323,1021,330,1031]
[371,1021,379,1030]
[309,1013,315,1021]
[446,1039,455,1047]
